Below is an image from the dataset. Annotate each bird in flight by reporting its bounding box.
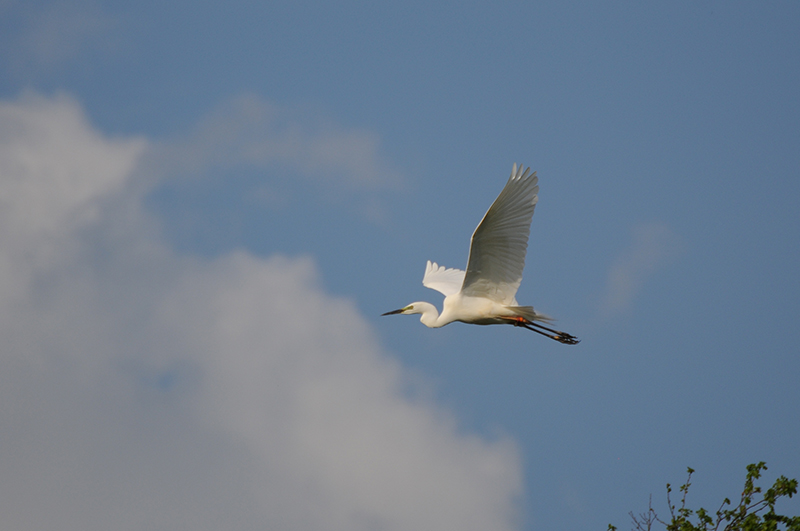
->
[382,163,579,344]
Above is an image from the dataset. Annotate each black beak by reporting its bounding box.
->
[381,308,404,316]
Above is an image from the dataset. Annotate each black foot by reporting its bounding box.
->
[507,317,580,345]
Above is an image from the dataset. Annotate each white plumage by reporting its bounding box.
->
[383,164,578,344]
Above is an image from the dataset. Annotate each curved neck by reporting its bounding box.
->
[414,302,441,328]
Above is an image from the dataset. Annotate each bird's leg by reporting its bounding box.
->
[524,320,578,340]
[502,317,580,345]
[513,320,563,341]
[524,322,580,345]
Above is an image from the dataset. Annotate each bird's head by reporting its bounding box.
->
[381,302,440,328]
[381,304,420,316]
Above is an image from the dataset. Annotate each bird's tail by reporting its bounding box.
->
[507,305,554,323]
[505,305,579,345]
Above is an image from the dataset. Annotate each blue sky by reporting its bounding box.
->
[1,1,798,530]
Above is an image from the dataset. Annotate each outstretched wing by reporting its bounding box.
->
[422,260,466,297]
[461,164,539,304]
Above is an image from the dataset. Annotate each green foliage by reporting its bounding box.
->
[608,463,799,531]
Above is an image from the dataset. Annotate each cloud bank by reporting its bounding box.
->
[0,94,522,531]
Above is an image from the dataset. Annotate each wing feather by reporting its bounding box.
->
[422,260,466,297]
[461,164,539,303]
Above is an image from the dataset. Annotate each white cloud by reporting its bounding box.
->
[0,94,522,531]
[0,92,143,238]
[148,94,402,190]
[141,93,402,225]
[600,222,683,316]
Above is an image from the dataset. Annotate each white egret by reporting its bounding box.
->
[383,163,579,345]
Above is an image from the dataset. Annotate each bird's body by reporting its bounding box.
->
[405,291,533,327]
[383,164,579,345]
